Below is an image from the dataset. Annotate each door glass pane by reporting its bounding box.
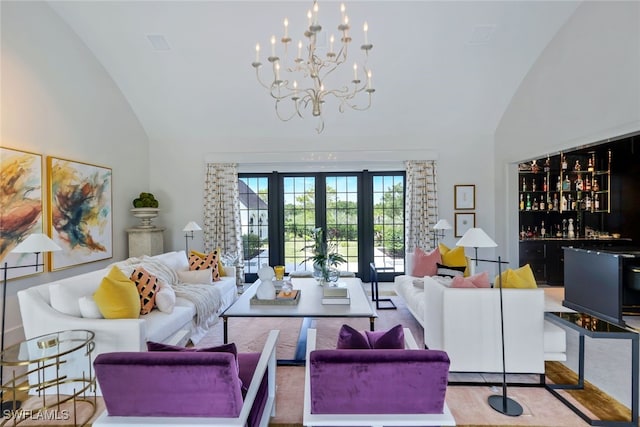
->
[372,175,405,273]
[239,177,269,275]
[283,176,316,273]
[326,175,359,274]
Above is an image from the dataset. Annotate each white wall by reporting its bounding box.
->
[0,2,151,345]
[494,0,640,265]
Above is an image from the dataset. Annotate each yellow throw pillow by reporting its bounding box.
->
[495,264,537,288]
[94,266,140,319]
[438,243,470,276]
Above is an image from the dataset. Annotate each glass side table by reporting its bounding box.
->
[1,330,97,426]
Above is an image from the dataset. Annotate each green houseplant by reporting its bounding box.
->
[302,227,346,284]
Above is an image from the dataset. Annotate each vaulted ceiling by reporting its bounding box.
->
[47,1,582,141]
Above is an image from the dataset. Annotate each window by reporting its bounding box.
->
[238,171,405,282]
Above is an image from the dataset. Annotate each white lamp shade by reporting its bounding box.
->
[182,221,202,232]
[11,233,62,253]
[433,219,452,230]
[456,228,497,248]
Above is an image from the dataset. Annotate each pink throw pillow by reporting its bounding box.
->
[451,271,491,288]
[412,247,441,277]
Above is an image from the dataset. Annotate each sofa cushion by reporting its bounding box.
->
[93,266,140,319]
[436,263,466,278]
[451,271,491,288]
[151,250,189,272]
[412,247,441,277]
[495,264,538,288]
[438,243,470,276]
[78,295,103,318]
[143,305,194,343]
[189,250,221,282]
[155,279,176,313]
[177,269,213,284]
[337,324,404,349]
[130,267,158,315]
[48,270,107,316]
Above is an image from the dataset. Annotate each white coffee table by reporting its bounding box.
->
[221,277,377,364]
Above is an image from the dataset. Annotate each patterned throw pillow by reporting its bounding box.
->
[436,263,466,278]
[189,250,221,282]
[130,267,159,315]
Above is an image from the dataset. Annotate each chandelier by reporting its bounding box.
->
[252,1,374,133]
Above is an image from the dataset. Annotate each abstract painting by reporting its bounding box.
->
[0,147,44,279]
[48,157,112,270]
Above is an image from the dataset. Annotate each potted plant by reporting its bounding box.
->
[131,192,160,228]
[302,227,346,284]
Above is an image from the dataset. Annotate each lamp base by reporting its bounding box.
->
[488,394,523,416]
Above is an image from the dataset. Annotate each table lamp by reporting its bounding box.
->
[182,221,202,254]
[1,233,62,411]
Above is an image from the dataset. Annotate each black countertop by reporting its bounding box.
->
[564,246,640,257]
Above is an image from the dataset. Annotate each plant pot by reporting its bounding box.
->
[130,208,160,229]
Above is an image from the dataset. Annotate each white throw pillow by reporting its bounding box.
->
[177,269,213,285]
[412,278,424,288]
[152,251,189,272]
[78,296,103,319]
[155,279,176,313]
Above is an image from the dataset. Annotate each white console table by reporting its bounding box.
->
[126,227,165,257]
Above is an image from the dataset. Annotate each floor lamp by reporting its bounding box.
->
[1,233,62,411]
[433,219,452,246]
[456,227,523,417]
[182,221,202,255]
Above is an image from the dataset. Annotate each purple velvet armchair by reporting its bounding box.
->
[92,329,279,427]
[303,328,456,427]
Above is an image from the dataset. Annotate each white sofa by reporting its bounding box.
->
[395,274,566,374]
[17,250,238,394]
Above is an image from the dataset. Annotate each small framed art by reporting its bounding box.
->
[455,212,476,237]
[454,184,475,210]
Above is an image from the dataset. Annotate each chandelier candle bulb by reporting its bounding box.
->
[255,43,260,63]
[353,63,358,80]
[364,22,369,44]
[329,34,335,54]
[298,40,302,59]
[341,3,346,23]
[367,70,372,89]
[307,10,312,27]
[270,35,276,57]
[284,18,288,39]
[313,1,318,25]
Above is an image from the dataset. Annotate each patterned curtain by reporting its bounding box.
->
[405,160,438,252]
[203,163,243,265]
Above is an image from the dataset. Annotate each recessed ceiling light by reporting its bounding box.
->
[146,34,171,51]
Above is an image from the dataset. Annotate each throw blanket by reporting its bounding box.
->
[113,256,221,329]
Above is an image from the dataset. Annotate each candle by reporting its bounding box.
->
[307,10,312,27]
[364,22,369,44]
[255,43,260,62]
[284,18,289,39]
[270,35,276,56]
[353,63,358,80]
[329,34,335,53]
[298,40,303,58]
[293,80,298,96]
[367,70,372,89]
[275,62,280,80]
[313,1,318,25]
[340,3,346,24]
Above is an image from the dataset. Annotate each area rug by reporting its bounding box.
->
[196,296,609,427]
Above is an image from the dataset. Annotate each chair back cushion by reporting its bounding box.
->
[309,349,449,414]
[94,351,243,417]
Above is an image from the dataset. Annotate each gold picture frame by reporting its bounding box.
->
[454,184,475,210]
[455,212,476,237]
[47,156,113,270]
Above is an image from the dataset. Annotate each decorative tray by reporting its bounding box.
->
[250,290,301,305]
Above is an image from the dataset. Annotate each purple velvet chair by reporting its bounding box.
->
[92,330,279,427]
[303,328,456,427]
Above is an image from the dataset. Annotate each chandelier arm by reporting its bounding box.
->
[254,66,276,90]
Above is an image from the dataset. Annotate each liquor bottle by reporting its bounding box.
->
[539,197,545,211]
[526,194,532,211]
[532,197,538,210]
[532,180,537,192]
[574,160,581,171]
[585,176,591,191]
[547,194,553,211]
[562,175,571,191]
[531,159,539,174]
[544,157,550,173]
[540,221,546,238]
[553,194,559,211]
[592,178,599,192]
[567,194,573,210]
[526,226,533,238]
[587,155,594,172]
[561,195,567,211]
[522,177,527,192]
[568,218,575,239]
[595,194,600,210]
[561,154,567,170]
[585,195,592,210]
[542,176,548,192]
[520,226,527,240]
[575,174,583,191]
[519,194,524,211]
[556,176,562,191]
